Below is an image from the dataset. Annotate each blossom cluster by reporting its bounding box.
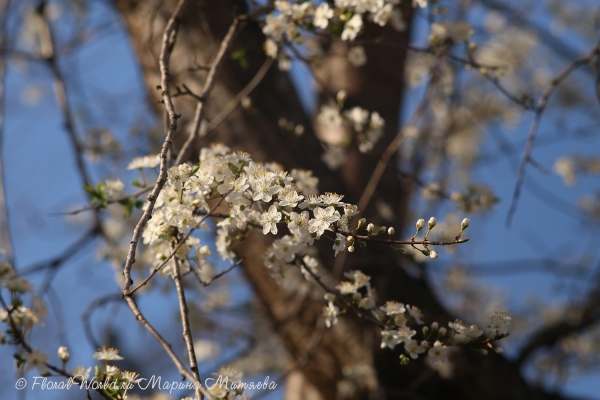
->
[128,144,502,375]
[0,262,45,335]
[319,265,510,375]
[261,0,423,69]
[318,91,386,169]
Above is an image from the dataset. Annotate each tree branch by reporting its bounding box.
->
[171,244,204,400]
[122,0,187,293]
[516,289,600,366]
[175,18,240,165]
[506,42,600,226]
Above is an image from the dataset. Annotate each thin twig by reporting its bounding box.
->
[20,226,100,275]
[56,186,153,216]
[199,259,243,286]
[349,234,468,247]
[123,0,187,293]
[122,295,195,381]
[175,18,240,165]
[483,75,535,111]
[82,293,122,349]
[506,42,600,226]
[202,57,274,138]
[41,5,93,190]
[357,73,438,214]
[171,244,203,400]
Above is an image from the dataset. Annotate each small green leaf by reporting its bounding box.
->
[231,49,249,69]
[83,184,97,196]
[124,201,134,217]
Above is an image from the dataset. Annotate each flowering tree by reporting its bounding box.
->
[1,0,600,399]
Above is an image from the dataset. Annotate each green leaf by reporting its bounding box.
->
[83,184,97,196]
[124,201,134,217]
[231,49,249,69]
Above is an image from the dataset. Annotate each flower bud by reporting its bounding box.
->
[366,223,375,233]
[438,327,447,336]
[58,346,70,362]
[428,217,437,229]
[461,218,470,231]
[336,90,347,104]
[387,227,395,236]
[357,218,366,229]
[347,235,355,244]
[429,250,438,259]
[416,219,425,232]
[348,245,355,253]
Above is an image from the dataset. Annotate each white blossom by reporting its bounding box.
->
[374,4,393,26]
[127,154,160,170]
[406,305,424,324]
[380,301,406,316]
[279,185,304,208]
[93,346,124,362]
[428,341,448,361]
[23,349,49,375]
[336,281,358,295]
[260,205,282,235]
[333,233,347,256]
[318,105,343,128]
[341,14,363,41]
[323,302,339,328]
[381,330,402,350]
[486,311,511,335]
[322,146,347,170]
[314,3,334,29]
[345,106,370,131]
[263,13,289,41]
[404,339,426,359]
[309,206,340,236]
[348,46,367,67]
[264,39,278,58]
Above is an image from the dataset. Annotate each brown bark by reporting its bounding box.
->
[112,1,583,399]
